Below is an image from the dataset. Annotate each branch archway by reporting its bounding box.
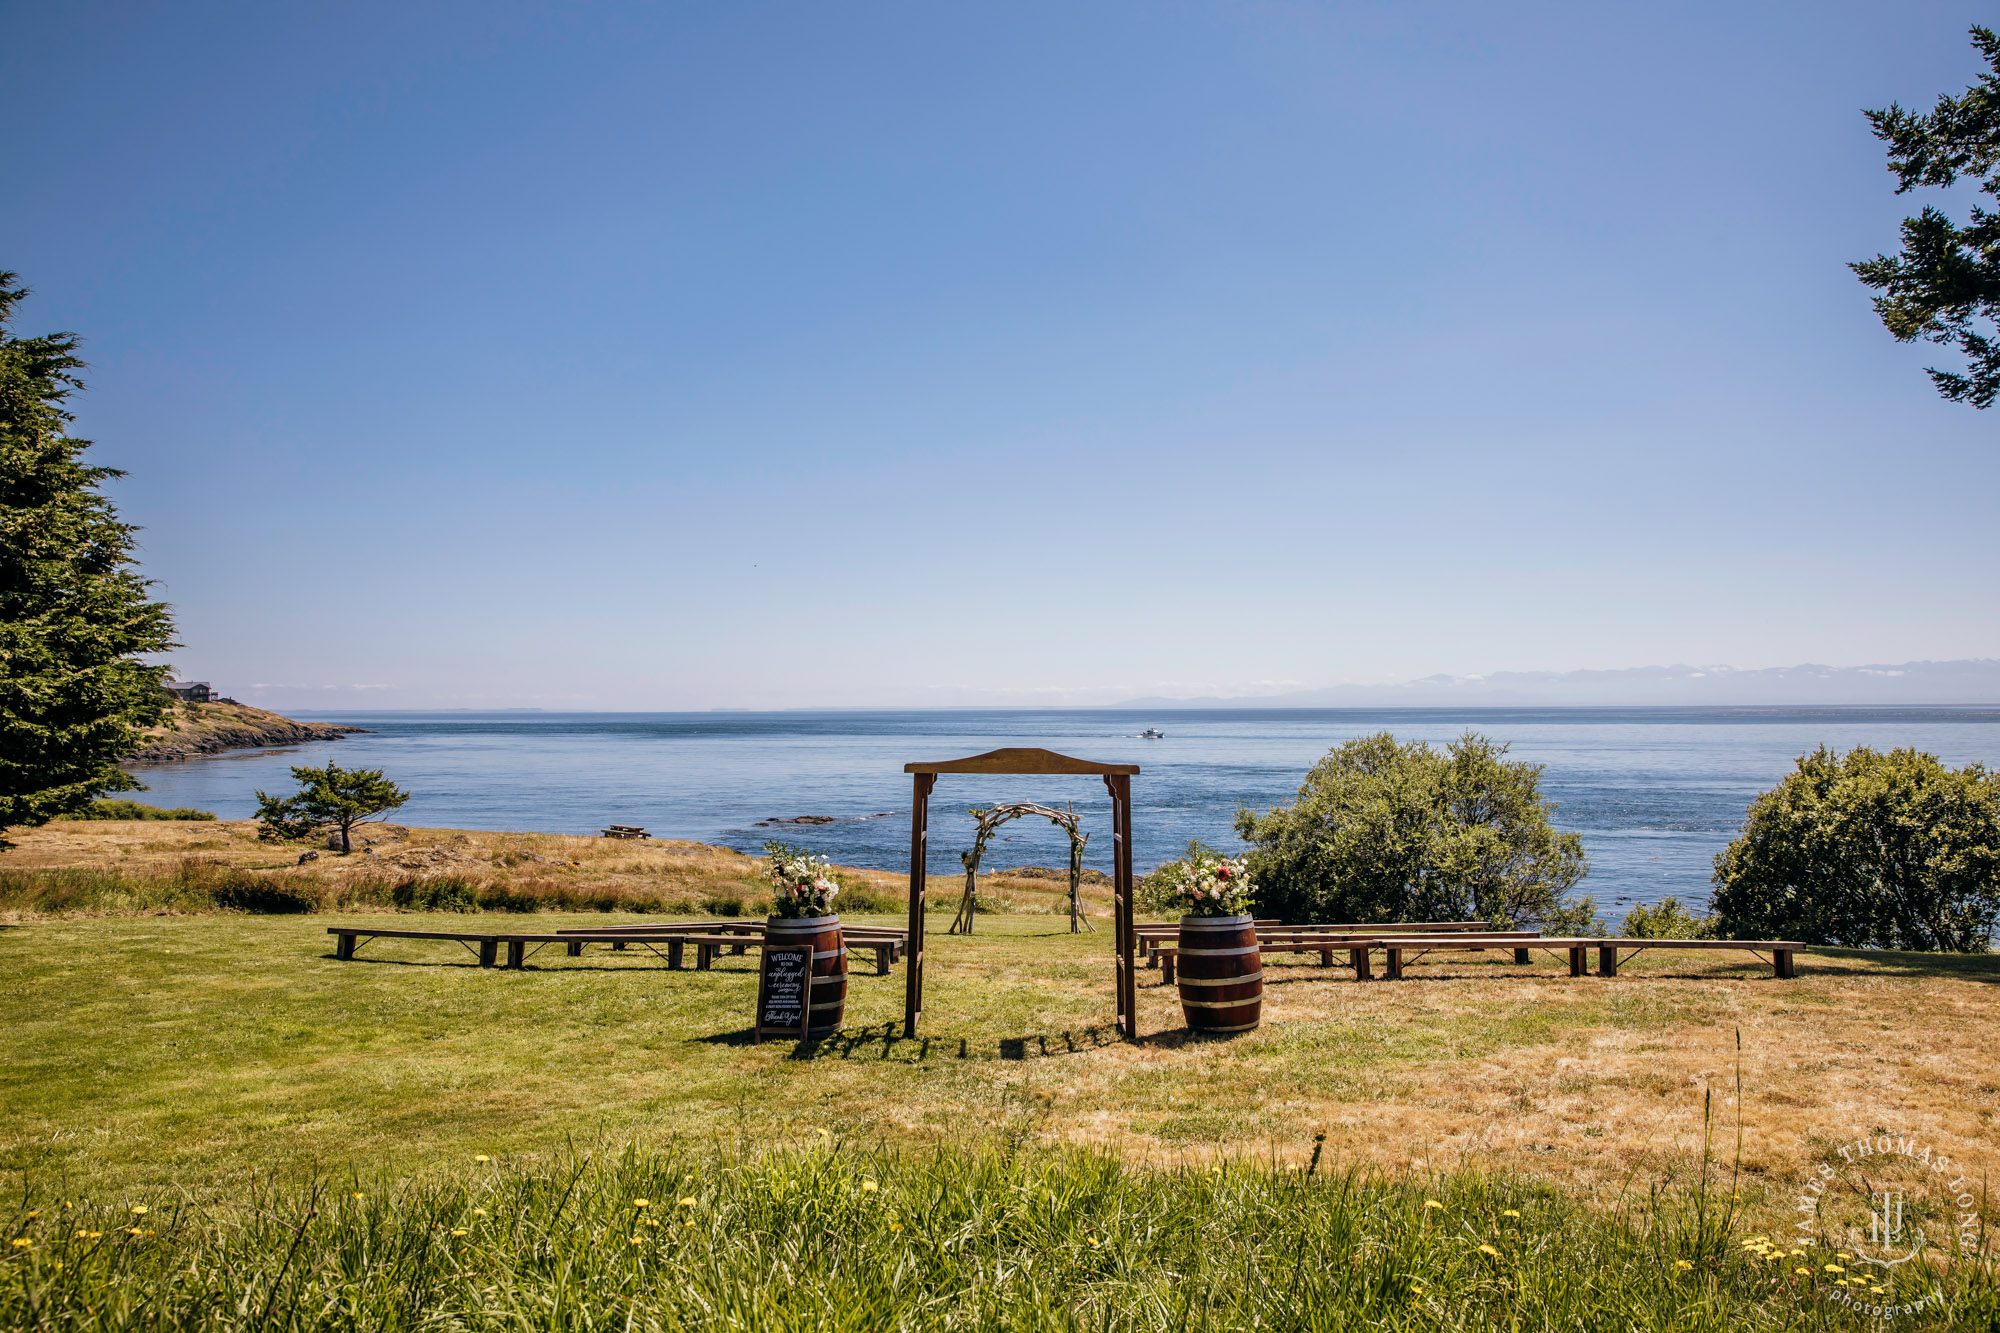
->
[950,801,1093,935]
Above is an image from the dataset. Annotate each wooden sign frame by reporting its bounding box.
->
[753,944,813,1043]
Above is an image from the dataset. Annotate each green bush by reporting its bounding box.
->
[391,876,482,913]
[1235,732,1593,928]
[1712,745,2000,950]
[207,876,321,914]
[68,799,217,821]
[1623,896,1718,939]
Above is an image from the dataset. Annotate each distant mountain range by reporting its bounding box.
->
[1116,659,2000,708]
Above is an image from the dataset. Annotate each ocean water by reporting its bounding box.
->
[123,707,2000,915]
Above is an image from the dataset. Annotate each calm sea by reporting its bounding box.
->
[123,707,2000,914]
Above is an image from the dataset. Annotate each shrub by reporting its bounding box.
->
[208,877,321,914]
[1623,896,1718,939]
[1234,732,1591,928]
[68,799,216,821]
[1712,745,2000,950]
[392,876,482,913]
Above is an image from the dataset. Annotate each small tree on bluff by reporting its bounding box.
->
[256,762,410,853]
[1234,732,1595,930]
[1711,746,2000,951]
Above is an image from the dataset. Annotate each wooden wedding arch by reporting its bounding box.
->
[903,748,1140,1041]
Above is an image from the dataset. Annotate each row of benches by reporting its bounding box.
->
[1152,932,1800,981]
[326,921,910,974]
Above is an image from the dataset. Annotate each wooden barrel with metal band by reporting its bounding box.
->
[765,914,847,1032]
[1175,914,1262,1033]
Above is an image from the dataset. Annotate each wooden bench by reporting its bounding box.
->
[600,824,648,839]
[553,921,907,968]
[1155,932,1542,982]
[1137,921,1495,966]
[325,925,901,975]
[1156,935,1802,982]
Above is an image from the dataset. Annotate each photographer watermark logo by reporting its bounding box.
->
[1794,1130,1984,1319]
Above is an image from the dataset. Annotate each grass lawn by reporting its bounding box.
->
[5,903,1998,1222]
[4,822,1998,1326]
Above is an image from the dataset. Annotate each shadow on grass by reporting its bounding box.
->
[1806,945,2000,982]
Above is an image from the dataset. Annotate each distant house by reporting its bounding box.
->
[165,681,213,703]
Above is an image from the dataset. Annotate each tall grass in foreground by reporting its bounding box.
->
[4,1141,1992,1331]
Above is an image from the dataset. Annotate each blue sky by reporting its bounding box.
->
[5,2,1996,709]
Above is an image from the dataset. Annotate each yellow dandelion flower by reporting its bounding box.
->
[1836,1252,1850,1260]
[889,1221,903,1233]
[129,1206,147,1217]
[24,1212,37,1220]
[1767,1253,1785,1263]
[120,1228,136,1236]
[646,1219,661,1228]
[1500,1209,1521,1218]
[684,1219,694,1228]
[678,1197,695,1207]
[861,1180,878,1193]
[1423,1200,1444,1210]
[351,1193,364,1201]
[1824,1264,1845,1274]
[474,1155,490,1163]
[143,1230,154,1237]
[1674,1260,1693,1271]
[630,1237,644,1246]
[1794,1268,1811,1277]
[1871,1286,1886,1295]
[473,1209,488,1218]
[75,1229,89,1238]
[1088,1237,1100,1248]
[10,1239,31,1249]
[451,1229,468,1238]
[632,1199,649,1209]
[1477,1244,1500,1257]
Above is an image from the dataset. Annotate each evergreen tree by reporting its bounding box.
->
[1853,26,2000,407]
[256,762,411,853]
[0,272,177,847]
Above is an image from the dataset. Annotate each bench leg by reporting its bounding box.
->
[1351,947,1372,981]
[612,941,627,951]
[1514,947,1531,964]
[668,940,684,970]
[1597,945,1617,978]
[1162,954,1175,984]
[1384,946,1402,980]
[1145,944,1158,969]
[1568,946,1586,977]
[507,940,526,969]
[1775,949,1795,979]
[876,946,889,977]
[731,941,746,955]
[697,944,712,971]
[1320,948,1333,967]
[336,933,356,961]
[479,939,498,967]
[566,941,582,957]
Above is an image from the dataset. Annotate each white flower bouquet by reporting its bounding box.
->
[1169,848,1254,918]
[763,840,841,919]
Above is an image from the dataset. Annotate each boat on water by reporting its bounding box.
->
[1138,728,1165,739]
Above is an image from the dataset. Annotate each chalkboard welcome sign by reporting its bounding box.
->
[755,945,813,1043]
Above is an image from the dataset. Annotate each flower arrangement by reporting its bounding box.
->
[763,840,841,918]
[1167,847,1254,918]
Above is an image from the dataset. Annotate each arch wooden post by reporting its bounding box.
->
[901,748,1139,1042]
[1105,772,1135,1041]
[904,771,934,1036]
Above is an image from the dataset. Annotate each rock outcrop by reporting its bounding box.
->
[125,701,367,763]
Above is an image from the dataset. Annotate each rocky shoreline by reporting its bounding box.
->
[126,701,367,763]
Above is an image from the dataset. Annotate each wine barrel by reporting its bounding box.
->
[766,915,847,1033]
[1176,914,1261,1034]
